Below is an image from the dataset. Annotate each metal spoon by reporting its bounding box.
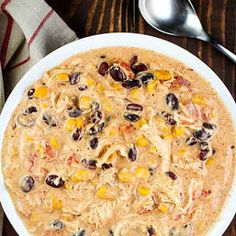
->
[139,0,236,63]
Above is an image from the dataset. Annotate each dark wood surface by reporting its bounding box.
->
[3,0,236,235]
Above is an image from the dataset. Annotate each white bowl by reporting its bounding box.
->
[0,33,235,236]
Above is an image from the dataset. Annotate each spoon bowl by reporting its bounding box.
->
[139,0,236,63]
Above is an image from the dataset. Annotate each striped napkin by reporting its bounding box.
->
[0,0,77,234]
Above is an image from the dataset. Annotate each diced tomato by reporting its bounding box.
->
[170,76,191,89]
[67,153,79,166]
[44,143,54,157]
[115,61,135,79]
[201,189,211,198]
[28,153,37,172]
[119,122,135,137]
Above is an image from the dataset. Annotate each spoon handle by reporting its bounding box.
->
[207,37,236,64]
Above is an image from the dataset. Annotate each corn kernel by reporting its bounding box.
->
[101,98,112,112]
[134,118,147,128]
[192,94,204,105]
[149,146,157,154]
[154,70,171,81]
[206,157,215,167]
[111,82,122,91]
[34,86,49,99]
[147,79,158,92]
[42,103,48,109]
[109,128,116,137]
[65,118,76,132]
[130,88,141,100]
[135,135,149,146]
[118,169,135,183]
[85,77,96,87]
[51,195,62,210]
[72,169,94,182]
[158,203,169,213]
[97,185,115,200]
[178,148,186,156]
[25,135,34,142]
[173,126,184,137]
[36,144,43,152]
[135,167,150,180]
[64,184,71,190]
[79,96,92,109]
[137,185,150,196]
[55,73,69,81]
[62,213,74,221]
[97,84,105,94]
[163,134,173,140]
[50,137,60,149]
[76,117,84,129]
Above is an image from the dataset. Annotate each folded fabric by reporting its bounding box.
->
[0,0,78,110]
[0,0,77,234]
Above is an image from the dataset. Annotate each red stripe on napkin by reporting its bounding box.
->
[8,9,54,70]
[0,0,13,68]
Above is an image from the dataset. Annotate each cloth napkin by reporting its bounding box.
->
[0,0,77,234]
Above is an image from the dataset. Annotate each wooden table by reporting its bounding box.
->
[3,0,235,235]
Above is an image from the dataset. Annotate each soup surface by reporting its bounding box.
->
[2,47,236,236]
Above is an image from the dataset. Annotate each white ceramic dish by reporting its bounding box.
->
[0,33,235,236]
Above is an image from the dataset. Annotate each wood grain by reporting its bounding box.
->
[3,0,235,235]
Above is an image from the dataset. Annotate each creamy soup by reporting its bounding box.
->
[2,47,236,236]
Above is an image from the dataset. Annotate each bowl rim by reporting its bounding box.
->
[0,32,235,236]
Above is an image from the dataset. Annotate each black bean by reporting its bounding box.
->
[90,137,98,149]
[49,220,64,230]
[186,137,197,146]
[166,93,179,110]
[147,225,155,236]
[78,85,88,91]
[17,113,35,127]
[123,113,140,122]
[43,113,57,127]
[122,79,141,89]
[27,88,35,99]
[88,121,105,135]
[131,63,147,74]
[73,230,86,236]
[110,65,126,81]
[161,112,176,126]
[20,176,35,193]
[81,159,97,170]
[69,72,80,85]
[199,142,208,150]
[98,62,109,76]
[90,110,102,123]
[199,142,210,161]
[130,55,138,66]
[25,106,37,114]
[128,145,137,162]
[68,106,82,118]
[193,129,211,141]
[148,167,156,176]
[126,103,143,112]
[203,122,217,130]
[101,163,113,170]
[72,128,83,141]
[109,229,114,236]
[136,72,154,84]
[46,175,65,188]
[165,171,177,180]
[199,149,209,161]
[91,101,100,110]
[231,145,235,149]
[100,55,106,59]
